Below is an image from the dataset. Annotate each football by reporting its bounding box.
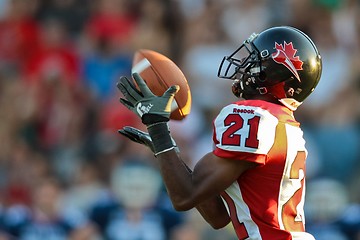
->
[132,49,191,120]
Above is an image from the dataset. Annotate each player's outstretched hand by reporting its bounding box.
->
[118,126,179,155]
[118,126,155,152]
[117,73,180,125]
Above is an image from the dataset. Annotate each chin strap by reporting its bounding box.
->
[257,87,268,95]
[234,75,302,111]
[233,79,268,98]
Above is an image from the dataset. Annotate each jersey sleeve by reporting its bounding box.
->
[212,103,278,164]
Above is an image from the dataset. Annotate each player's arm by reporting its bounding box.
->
[118,126,236,229]
[119,126,257,228]
[116,73,257,228]
[158,150,257,228]
[158,151,256,211]
[195,195,230,229]
[178,154,231,229]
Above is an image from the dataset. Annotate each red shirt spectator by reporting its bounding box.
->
[0,14,40,66]
[23,19,80,86]
[85,0,137,51]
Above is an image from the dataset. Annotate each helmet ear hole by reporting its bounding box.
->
[259,71,267,82]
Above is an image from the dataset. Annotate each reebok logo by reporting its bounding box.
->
[136,102,154,117]
[233,108,255,114]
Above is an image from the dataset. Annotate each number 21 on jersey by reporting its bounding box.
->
[221,113,261,149]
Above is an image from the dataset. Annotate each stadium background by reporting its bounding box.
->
[0,0,358,239]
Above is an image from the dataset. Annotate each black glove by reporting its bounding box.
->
[117,73,179,125]
[118,126,154,151]
[118,126,179,155]
[117,73,180,155]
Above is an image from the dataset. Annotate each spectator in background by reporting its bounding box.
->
[81,37,132,101]
[82,0,134,101]
[305,178,350,240]
[90,158,183,240]
[21,74,86,151]
[0,0,40,75]
[23,18,80,86]
[183,0,234,110]
[63,162,107,215]
[340,204,360,240]
[170,210,238,240]
[304,8,352,113]
[305,177,360,240]
[130,0,185,62]
[2,178,95,240]
[2,141,39,208]
[0,194,7,239]
[220,0,270,45]
[35,0,91,38]
[85,0,136,53]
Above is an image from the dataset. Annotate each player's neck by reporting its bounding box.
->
[247,94,280,105]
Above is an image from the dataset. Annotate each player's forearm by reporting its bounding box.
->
[158,152,230,227]
[179,156,231,228]
[146,122,197,210]
[156,149,198,211]
[148,122,219,211]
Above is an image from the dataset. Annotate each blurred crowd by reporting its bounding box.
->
[0,0,358,239]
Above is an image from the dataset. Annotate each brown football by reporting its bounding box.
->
[132,49,191,120]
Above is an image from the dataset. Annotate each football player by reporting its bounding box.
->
[117,26,322,240]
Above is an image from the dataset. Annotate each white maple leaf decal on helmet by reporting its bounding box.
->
[271,41,304,82]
